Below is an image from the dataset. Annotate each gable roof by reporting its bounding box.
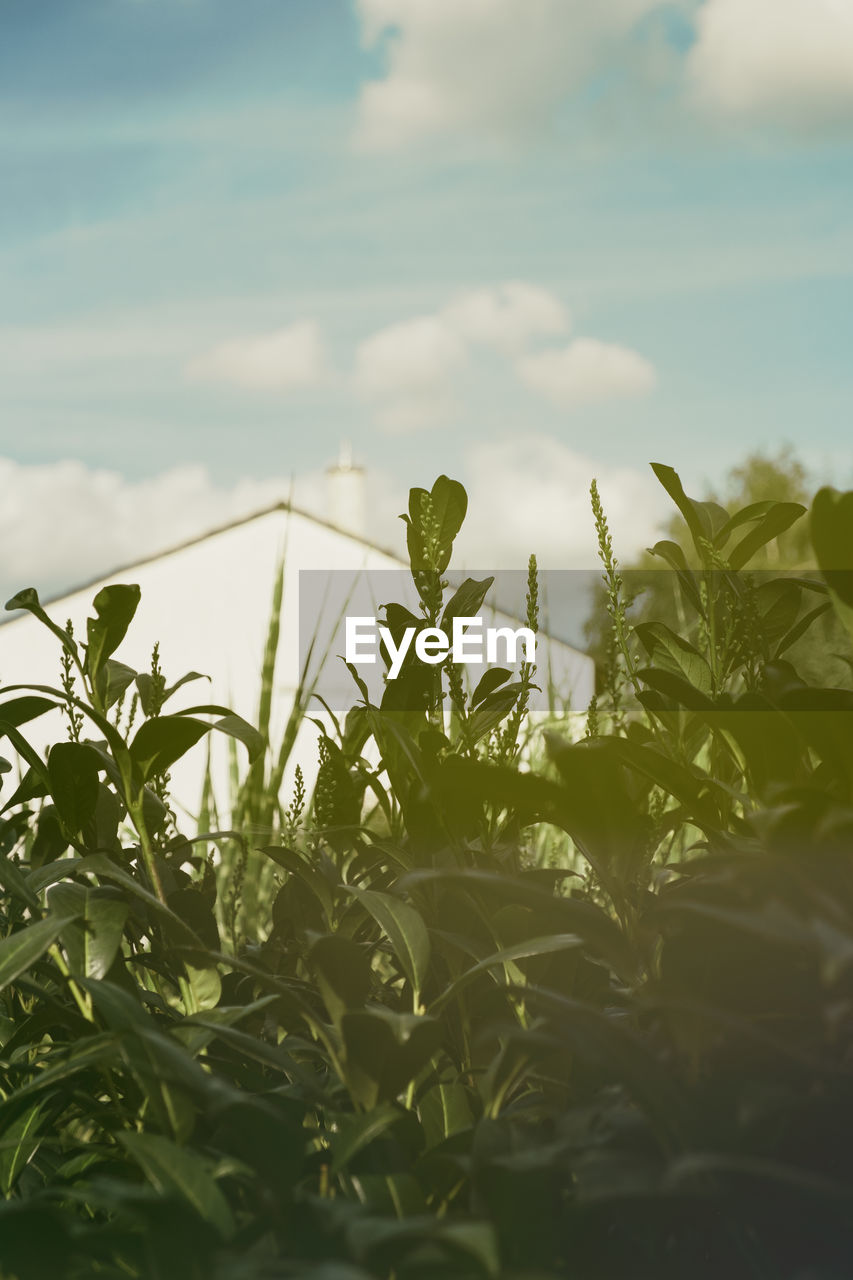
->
[1,499,407,625]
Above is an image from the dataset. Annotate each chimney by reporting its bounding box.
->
[326,441,366,537]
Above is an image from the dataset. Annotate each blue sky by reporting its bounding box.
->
[1,0,852,596]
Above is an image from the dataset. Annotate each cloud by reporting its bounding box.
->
[688,0,853,126]
[515,338,657,408]
[354,283,655,429]
[355,0,664,149]
[0,458,299,609]
[454,432,670,569]
[185,321,329,392]
[354,314,468,431]
[443,281,569,354]
[353,282,568,431]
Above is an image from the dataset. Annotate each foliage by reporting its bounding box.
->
[0,464,852,1278]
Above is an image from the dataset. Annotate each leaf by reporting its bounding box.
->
[174,705,264,763]
[97,659,137,711]
[136,669,208,716]
[47,883,128,980]
[430,933,583,1013]
[180,962,222,1014]
[0,1099,47,1195]
[130,715,209,781]
[399,864,637,982]
[0,914,75,990]
[0,696,58,730]
[342,1008,443,1107]
[47,741,101,836]
[811,486,853,639]
[774,600,832,659]
[650,464,715,558]
[4,587,79,654]
[636,666,715,710]
[646,540,702,611]
[523,986,691,1148]
[118,1131,235,1238]
[207,712,264,763]
[635,622,713,697]
[428,475,468,553]
[466,684,523,743]
[329,1103,402,1174]
[309,934,371,1027]
[712,499,780,548]
[441,576,494,630]
[471,667,512,707]
[727,502,806,569]
[404,476,468,573]
[347,887,431,1005]
[85,584,140,684]
[0,855,40,910]
[418,1079,473,1146]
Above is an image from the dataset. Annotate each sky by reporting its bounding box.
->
[1,0,852,603]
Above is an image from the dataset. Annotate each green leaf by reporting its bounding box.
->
[0,914,75,990]
[727,502,806,569]
[85,584,140,685]
[0,854,41,910]
[130,715,209,781]
[342,1008,442,1107]
[3,587,79,655]
[97,659,137,711]
[429,933,583,1013]
[0,696,58,730]
[174,705,264,763]
[329,1103,402,1174]
[466,684,523,743]
[470,667,511,707]
[636,666,715,710]
[440,575,494,630]
[347,886,431,1005]
[137,668,208,716]
[118,1131,235,1238]
[650,464,716,559]
[404,476,468,573]
[712,499,780,548]
[0,1099,47,1195]
[418,1079,473,1146]
[47,741,101,837]
[811,486,853,639]
[646,540,702,611]
[47,883,128,980]
[309,934,371,1027]
[428,475,468,551]
[635,623,713,697]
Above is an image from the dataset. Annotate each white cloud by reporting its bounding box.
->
[443,281,569,354]
[688,0,853,125]
[355,0,664,149]
[516,338,657,408]
[454,433,670,568]
[354,284,655,429]
[0,458,296,608]
[354,314,468,432]
[185,321,329,392]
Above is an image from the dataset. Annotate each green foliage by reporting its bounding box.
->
[0,457,852,1278]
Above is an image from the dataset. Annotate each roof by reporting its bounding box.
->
[1,498,407,626]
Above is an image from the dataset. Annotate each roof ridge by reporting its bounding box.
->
[1,499,406,623]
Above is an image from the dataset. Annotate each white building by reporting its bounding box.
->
[0,463,594,825]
